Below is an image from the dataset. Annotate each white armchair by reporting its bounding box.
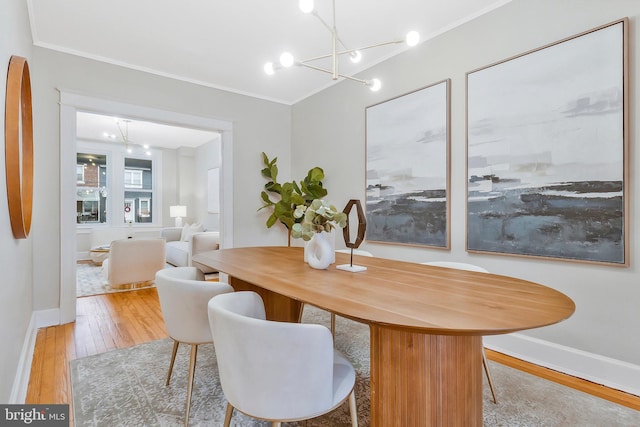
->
[102,238,166,289]
[207,291,358,427]
[155,267,234,426]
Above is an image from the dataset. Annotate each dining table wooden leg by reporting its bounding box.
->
[370,326,483,427]
[228,277,302,322]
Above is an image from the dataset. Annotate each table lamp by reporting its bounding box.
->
[169,205,187,227]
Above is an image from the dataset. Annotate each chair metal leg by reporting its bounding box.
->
[330,313,336,336]
[300,303,337,336]
[223,403,233,427]
[184,344,199,426]
[482,349,498,404]
[166,339,180,386]
[348,390,358,427]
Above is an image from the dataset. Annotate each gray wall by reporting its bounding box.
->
[30,47,293,314]
[292,0,640,371]
[195,138,222,231]
[0,0,35,402]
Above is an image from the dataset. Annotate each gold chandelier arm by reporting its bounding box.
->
[116,119,130,148]
[297,62,334,76]
[297,62,370,85]
[299,39,404,64]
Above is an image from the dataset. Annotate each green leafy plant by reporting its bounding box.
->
[291,199,347,241]
[259,152,328,234]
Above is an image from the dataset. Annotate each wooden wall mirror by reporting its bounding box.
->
[5,55,33,239]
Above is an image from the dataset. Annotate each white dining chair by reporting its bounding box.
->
[155,267,234,426]
[301,249,374,335]
[208,291,358,427]
[421,261,498,404]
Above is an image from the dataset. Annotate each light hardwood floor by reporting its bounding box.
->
[26,288,639,427]
[26,288,167,426]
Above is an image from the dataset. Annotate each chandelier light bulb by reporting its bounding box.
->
[299,0,314,14]
[264,62,275,75]
[350,50,362,63]
[406,31,420,47]
[368,78,382,92]
[279,52,295,68]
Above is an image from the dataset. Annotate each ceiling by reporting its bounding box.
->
[76,111,220,151]
[28,0,511,105]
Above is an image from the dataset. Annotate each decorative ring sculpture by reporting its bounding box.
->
[342,199,366,249]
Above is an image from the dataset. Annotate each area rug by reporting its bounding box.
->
[70,306,640,426]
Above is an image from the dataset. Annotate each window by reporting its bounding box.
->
[139,198,151,217]
[76,142,161,226]
[76,164,85,183]
[76,153,107,224]
[124,157,153,223]
[124,169,143,188]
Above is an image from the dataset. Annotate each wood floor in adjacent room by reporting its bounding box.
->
[25,288,639,427]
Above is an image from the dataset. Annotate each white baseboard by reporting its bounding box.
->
[484,333,640,397]
[10,309,62,403]
[36,308,61,328]
[9,313,38,403]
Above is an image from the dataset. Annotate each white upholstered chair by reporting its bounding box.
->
[207,291,358,427]
[300,249,373,335]
[155,267,234,426]
[102,238,166,289]
[421,261,498,404]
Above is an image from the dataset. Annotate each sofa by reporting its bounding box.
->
[161,226,220,274]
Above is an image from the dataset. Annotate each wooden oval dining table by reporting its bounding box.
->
[193,246,575,427]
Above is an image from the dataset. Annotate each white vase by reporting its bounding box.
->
[305,231,335,269]
[304,229,336,263]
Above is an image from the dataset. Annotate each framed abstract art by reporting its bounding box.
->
[466,19,628,265]
[366,79,450,248]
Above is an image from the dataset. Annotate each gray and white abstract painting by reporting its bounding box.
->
[366,80,449,247]
[466,21,626,264]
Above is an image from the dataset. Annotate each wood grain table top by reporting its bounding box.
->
[193,246,575,336]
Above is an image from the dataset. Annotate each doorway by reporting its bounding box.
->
[60,92,234,323]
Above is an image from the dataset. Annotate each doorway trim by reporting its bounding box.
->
[59,91,234,323]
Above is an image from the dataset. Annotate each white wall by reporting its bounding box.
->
[195,137,222,231]
[29,47,292,312]
[292,0,640,393]
[176,146,196,222]
[0,0,35,403]
[161,147,179,226]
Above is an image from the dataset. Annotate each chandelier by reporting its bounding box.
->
[263,0,420,91]
[104,118,152,156]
